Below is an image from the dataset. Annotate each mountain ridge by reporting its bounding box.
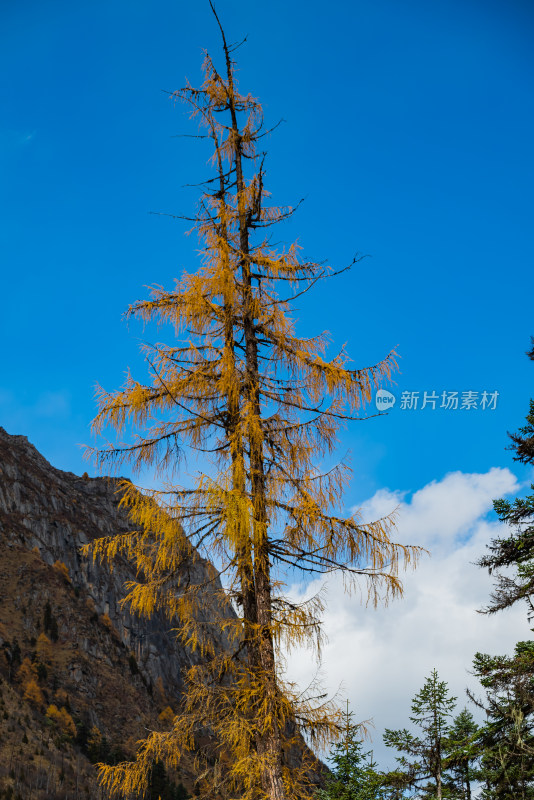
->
[0,427,323,800]
[0,425,236,798]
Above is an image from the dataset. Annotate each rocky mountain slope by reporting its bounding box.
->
[0,426,238,799]
[0,428,325,800]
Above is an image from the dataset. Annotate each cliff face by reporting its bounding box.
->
[0,428,323,800]
[0,426,234,692]
[0,427,235,798]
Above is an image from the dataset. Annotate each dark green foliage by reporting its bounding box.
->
[89,735,106,764]
[109,744,127,764]
[43,601,52,631]
[74,714,128,767]
[383,669,456,799]
[49,615,58,642]
[176,783,190,800]
[471,341,534,798]
[316,705,387,800]
[43,601,59,641]
[91,734,126,765]
[443,708,481,800]
[11,639,21,666]
[148,760,190,800]
[469,642,534,800]
[94,733,109,763]
[3,638,21,682]
[507,339,534,465]
[477,339,534,618]
[75,716,89,751]
[35,662,47,681]
[128,652,139,675]
[9,639,21,672]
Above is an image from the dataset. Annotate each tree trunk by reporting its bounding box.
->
[465,762,471,800]
[217,23,288,799]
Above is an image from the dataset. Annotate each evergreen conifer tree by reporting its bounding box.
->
[472,340,534,798]
[383,669,456,800]
[477,338,534,619]
[469,643,534,800]
[443,708,480,800]
[316,704,387,800]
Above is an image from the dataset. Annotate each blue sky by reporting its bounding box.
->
[2,0,534,768]
[2,0,533,498]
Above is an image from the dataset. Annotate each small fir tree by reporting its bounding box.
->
[443,708,481,800]
[469,642,534,800]
[316,703,387,800]
[383,669,456,800]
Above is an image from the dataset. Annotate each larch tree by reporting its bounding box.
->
[85,8,422,800]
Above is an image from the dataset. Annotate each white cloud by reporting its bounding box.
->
[284,467,529,770]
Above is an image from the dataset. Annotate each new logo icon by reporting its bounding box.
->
[375,389,396,411]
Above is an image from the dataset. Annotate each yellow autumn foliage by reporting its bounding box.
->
[100,612,113,630]
[53,560,71,583]
[46,704,76,738]
[17,656,37,687]
[36,632,52,664]
[54,687,69,707]
[88,725,103,753]
[24,679,44,707]
[84,10,423,800]
[158,706,175,728]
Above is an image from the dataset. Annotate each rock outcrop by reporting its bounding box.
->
[0,426,236,798]
[0,427,323,799]
[0,426,233,696]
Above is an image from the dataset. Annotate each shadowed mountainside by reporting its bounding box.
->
[0,426,237,799]
[0,428,324,800]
